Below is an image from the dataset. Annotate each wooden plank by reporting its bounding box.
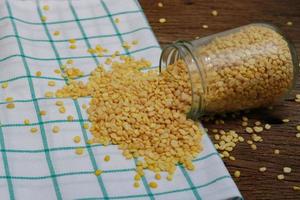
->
[139,0,300,199]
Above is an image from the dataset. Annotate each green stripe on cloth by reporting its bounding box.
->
[67,1,110,198]
[76,176,232,200]
[1,119,89,128]
[0,144,103,153]
[0,9,142,25]
[0,174,231,199]
[0,75,73,83]
[135,157,154,200]
[132,0,160,49]
[0,96,91,105]
[68,2,100,66]
[0,27,152,43]
[0,126,15,199]
[179,166,202,200]
[0,153,218,179]
[35,0,109,198]
[5,1,63,199]
[0,64,158,85]
[0,45,160,62]
[100,1,155,199]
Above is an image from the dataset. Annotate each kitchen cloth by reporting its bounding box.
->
[0,0,243,199]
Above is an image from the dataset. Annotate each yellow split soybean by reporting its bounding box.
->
[167,174,173,181]
[293,186,300,191]
[277,174,285,180]
[5,97,13,102]
[265,124,271,130]
[69,39,76,44]
[211,10,218,16]
[48,81,56,87]
[67,115,74,121]
[133,182,140,188]
[149,181,158,189]
[132,40,139,45]
[283,167,292,173]
[59,106,66,113]
[75,147,84,155]
[43,5,50,11]
[254,121,261,126]
[55,101,64,106]
[36,71,42,77]
[83,123,89,129]
[82,104,87,109]
[242,121,248,127]
[104,155,110,162]
[69,44,77,49]
[95,169,102,176]
[134,174,141,181]
[274,149,280,154]
[6,103,15,109]
[53,31,60,36]
[54,69,61,74]
[67,59,74,65]
[259,167,267,172]
[234,170,241,178]
[158,2,163,7]
[40,110,47,116]
[114,18,120,24]
[245,127,253,133]
[1,82,8,89]
[86,139,93,145]
[73,136,81,143]
[52,126,60,133]
[251,144,257,150]
[155,173,161,180]
[30,127,38,133]
[159,18,166,23]
[45,91,54,98]
[41,16,47,22]
[242,116,248,122]
[253,126,263,133]
[122,42,131,49]
[202,24,208,29]
[282,119,290,123]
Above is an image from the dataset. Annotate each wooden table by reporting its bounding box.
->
[139,0,300,199]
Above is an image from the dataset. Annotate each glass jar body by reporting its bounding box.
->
[160,23,299,118]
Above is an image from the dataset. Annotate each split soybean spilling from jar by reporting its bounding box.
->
[55,23,298,177]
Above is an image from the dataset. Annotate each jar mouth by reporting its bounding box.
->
[159,40,206,119]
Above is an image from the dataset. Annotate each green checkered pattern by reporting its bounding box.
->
[0,0,242,199]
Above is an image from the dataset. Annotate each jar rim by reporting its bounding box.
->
[159,40,206,119]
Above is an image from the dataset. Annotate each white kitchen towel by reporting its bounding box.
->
[0,0,243,199]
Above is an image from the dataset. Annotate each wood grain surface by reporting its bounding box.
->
[139,0,300,199]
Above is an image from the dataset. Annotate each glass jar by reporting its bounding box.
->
[159,23,299,119]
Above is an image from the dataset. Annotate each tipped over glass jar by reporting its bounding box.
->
[160,23,299,119]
